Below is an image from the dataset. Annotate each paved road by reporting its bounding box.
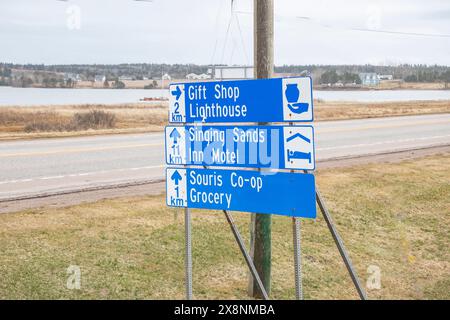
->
[0,114,449,200]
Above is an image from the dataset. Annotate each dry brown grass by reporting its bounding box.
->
[0,103,167,140]
[314,100,450,121]
[74,80,167,89]
[77,80,448,90]
[377,81,447,90]
[0,100,449,140]
[14,110,117,133]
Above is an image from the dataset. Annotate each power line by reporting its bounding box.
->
[205,0,252,66]
[219,0,250,66]
[210,0,225,65]
[347,27,450,38]
[234,6,250,65]
[220,12,233,65]
[294,15,450,38]
[236,10,450,39]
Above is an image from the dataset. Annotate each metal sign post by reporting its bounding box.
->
[315,187,368,300]
[293,218,303,300]
[165,70,367,299]
[223,209,269,300]
[162,0,369,299]
[184,207,193,300]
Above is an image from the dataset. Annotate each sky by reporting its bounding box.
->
[0,0,449,66]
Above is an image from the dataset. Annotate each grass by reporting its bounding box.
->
[62,80,449,90]
[0,100,449,140]
[314,100,450,121]
[0,154,449,299]
[375,81,447,90]
[22,110,116,132]
[0,103,167,140]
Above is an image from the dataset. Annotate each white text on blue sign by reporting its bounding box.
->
[169,77,313,123]
[166,168,316,218]
[165,125,315,170]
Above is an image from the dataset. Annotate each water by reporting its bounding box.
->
[0,87,169,106]
[0,86,449,106]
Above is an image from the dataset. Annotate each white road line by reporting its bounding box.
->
[40,175,65,180]
[1,134,450,186]
[0,165,164,185]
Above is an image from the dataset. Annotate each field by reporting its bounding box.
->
[75,80,166,89]
[0,154,448,299]
[0,103,167,140]
[376,81,447,90]
[72,80,447,90]
[0,100,449,140]
[313,100,450,121]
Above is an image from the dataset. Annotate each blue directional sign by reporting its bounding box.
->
[166,167,316,218]
[169,77,313,123]
[165,125,315,170]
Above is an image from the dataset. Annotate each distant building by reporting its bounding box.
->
[198,73,211,80]
[359,73,380,86]
[209,66,254,80]
[119,75,133,81]
[64,73,81,82]
[378,74,394,80]
[94,75,106,83]
[162,73,171,80]
[185,73,211,80]
[186,73,197,80]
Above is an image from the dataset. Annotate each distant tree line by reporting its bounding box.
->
[144,80,159,89]
[319,70,362,84]
[276,64,450,84]
[1,62,449,87]
[0,66,12,86]
[21,63,209,81]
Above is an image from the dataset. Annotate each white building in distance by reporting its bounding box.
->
[359,73,380,86]
[208,66,254,80]
[94,75,106,83]
[378,74,394,80]
[186,73,211,80]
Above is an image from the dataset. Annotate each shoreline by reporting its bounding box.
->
[1,85,448,91]
[1,79,448,91]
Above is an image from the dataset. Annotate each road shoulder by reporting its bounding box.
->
[1,145,449,214]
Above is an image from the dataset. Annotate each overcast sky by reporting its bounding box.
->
[1,0,449,66]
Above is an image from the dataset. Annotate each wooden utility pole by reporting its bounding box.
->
[249,0,274,299]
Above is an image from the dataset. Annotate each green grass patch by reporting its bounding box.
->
[0,154,449,299]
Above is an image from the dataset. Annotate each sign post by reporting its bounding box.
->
[252,0,274,298]
[165,72,317,299]
[184,206,192,300]
[293,217,303,300]
[163,0,367,301]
